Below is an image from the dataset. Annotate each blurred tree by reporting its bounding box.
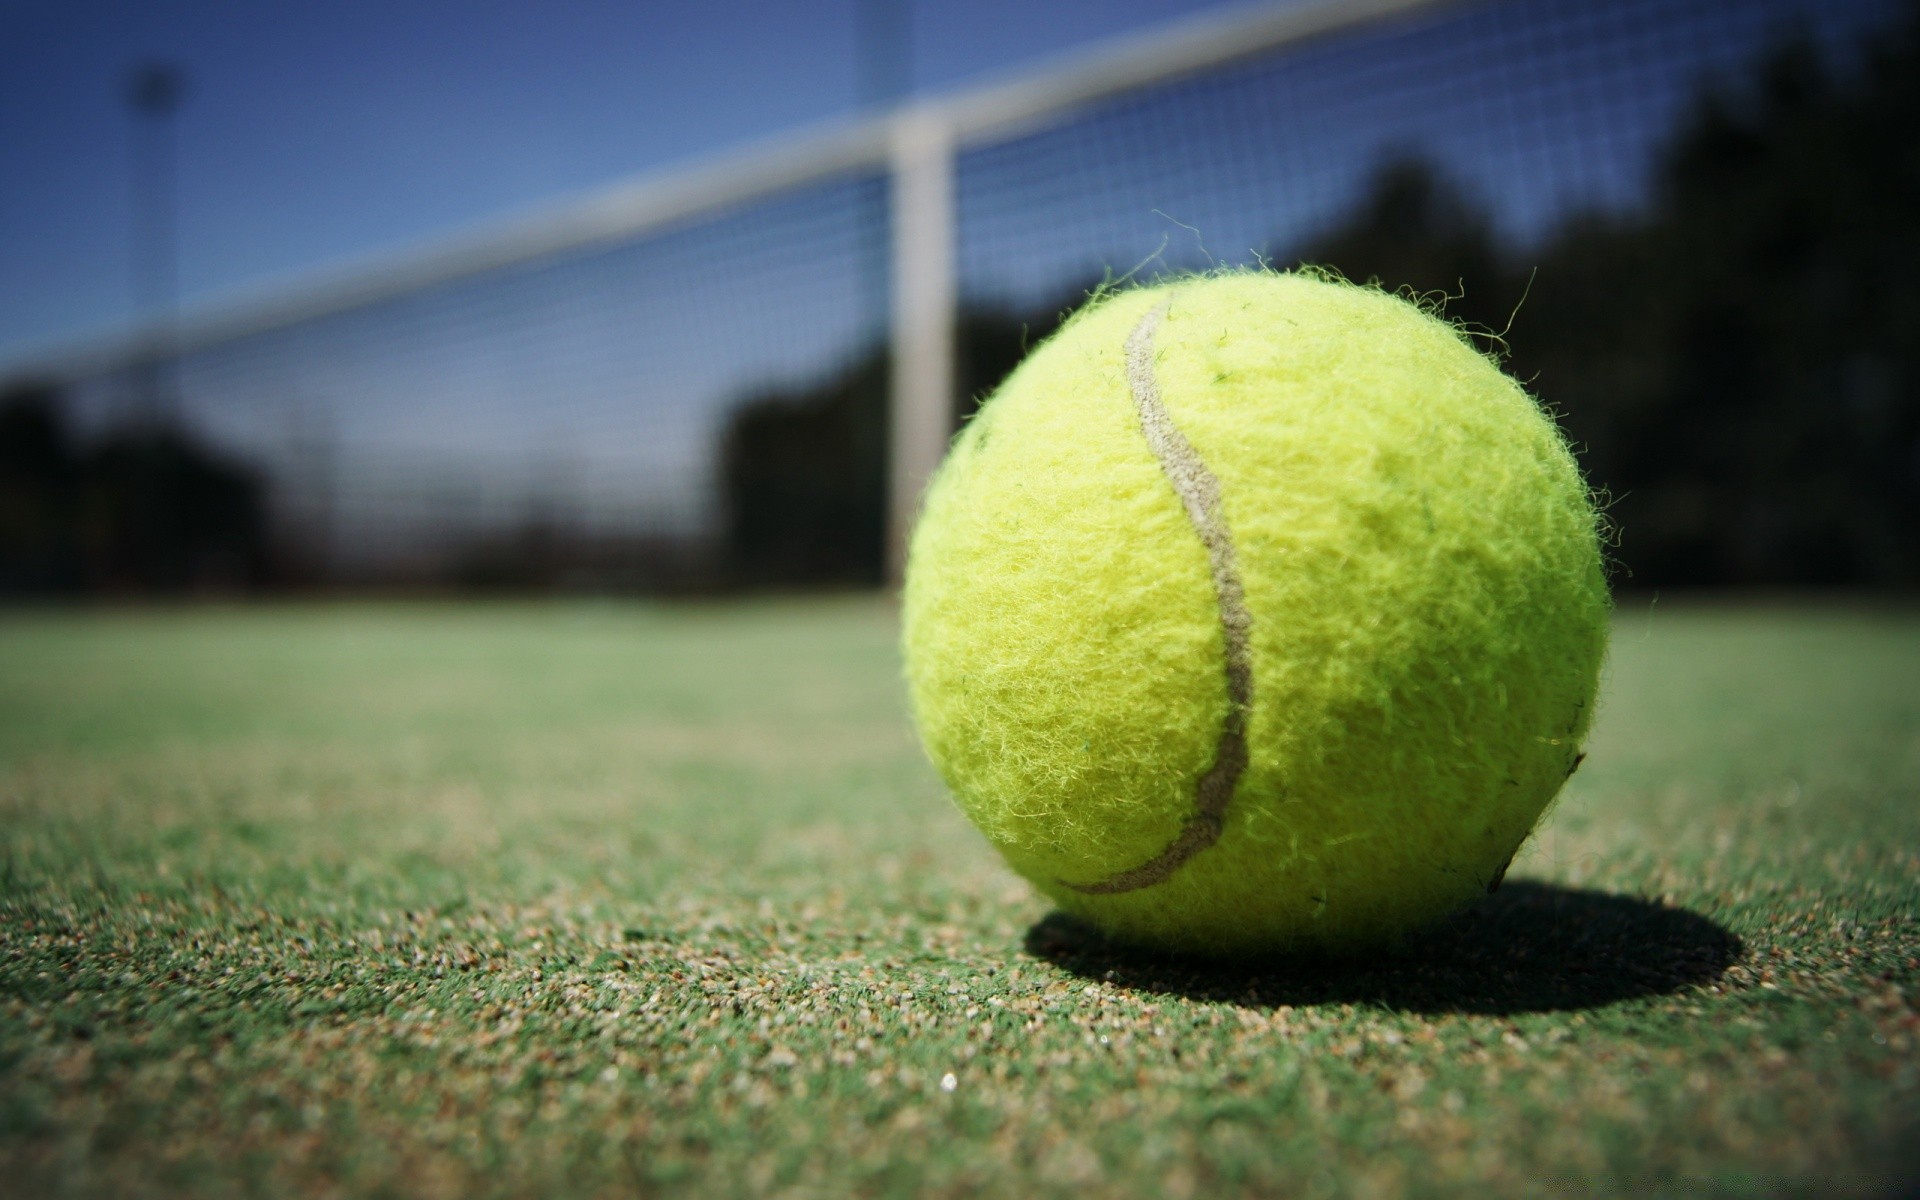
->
[0,381,270,594]
[719,352,889,587]
[715,11,1919,589]
[1293,156,1527,338]
[1519,16,1920,585]
[80,424,269,593]
[716,294,1089,588]
[0,383,85,592]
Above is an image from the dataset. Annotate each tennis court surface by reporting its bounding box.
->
[2,597,1914,1196]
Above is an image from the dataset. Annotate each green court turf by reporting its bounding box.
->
[1,597,1915,1197]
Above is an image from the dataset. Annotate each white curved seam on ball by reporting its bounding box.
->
[1064,297,1254,896]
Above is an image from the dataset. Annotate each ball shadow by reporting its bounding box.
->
[1023,881,1741,1015]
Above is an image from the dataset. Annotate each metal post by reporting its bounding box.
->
[127,62,187,427]
[886,108,956,585]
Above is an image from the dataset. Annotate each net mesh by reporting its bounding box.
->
[8,0,1911,591]
[956,0,1894,310]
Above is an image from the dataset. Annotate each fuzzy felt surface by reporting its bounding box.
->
[901,271,1610,956]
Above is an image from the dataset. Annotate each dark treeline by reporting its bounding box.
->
[0,382,268,594]
[718,308,1059,587]
[722,15,1920,589]
[5,15,1914,596]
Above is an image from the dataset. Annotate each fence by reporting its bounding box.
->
[3,0,1911,591]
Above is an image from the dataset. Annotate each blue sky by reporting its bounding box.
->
[4,0,1904,561]
[0,0,1248,364]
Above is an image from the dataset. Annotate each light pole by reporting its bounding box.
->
[126,61,187,428]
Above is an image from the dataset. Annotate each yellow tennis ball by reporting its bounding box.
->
[901,271,1609,957]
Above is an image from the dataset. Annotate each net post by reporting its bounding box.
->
[886,107,957,587]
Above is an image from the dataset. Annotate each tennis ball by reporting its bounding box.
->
[901,271,1609,957]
